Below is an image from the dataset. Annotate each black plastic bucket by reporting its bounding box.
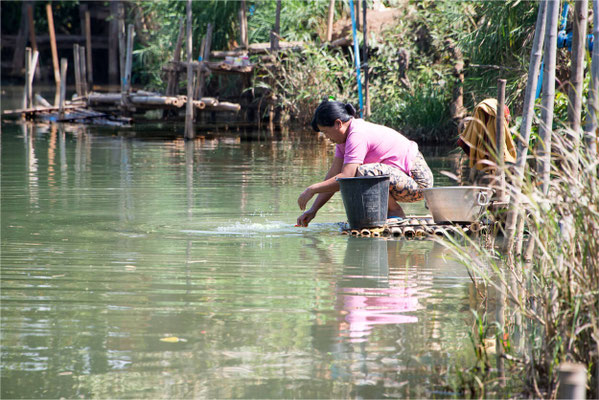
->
[337,175,390,229]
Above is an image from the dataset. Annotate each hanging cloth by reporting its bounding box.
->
[458,98,517,170]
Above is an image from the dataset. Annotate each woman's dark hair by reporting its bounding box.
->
[311,100,357,132]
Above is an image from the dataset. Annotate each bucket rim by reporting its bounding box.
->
[336,175,390,182]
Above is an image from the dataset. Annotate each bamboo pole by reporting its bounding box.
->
[59,58,68,117]
[503,1,547,254]
[584,0,599,160]
[537,0,560,195]
[495,79,507,201]
[185,0,195,140]
[46,4,61,106]
[124,24,134,94]
[118,2,126,93]
[327,0,335,42]
[270,0,282,51]
[73,44,82,97]
[85,10,94,88]
[79,46,88,95]
[362,0,370,117]
[240,0,248,49]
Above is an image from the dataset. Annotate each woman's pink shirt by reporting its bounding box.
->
[334,118,419,175]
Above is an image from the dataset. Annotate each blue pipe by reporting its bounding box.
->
[348,0,364,117]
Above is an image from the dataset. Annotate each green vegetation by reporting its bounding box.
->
[127,0,544,143]
[443,140,598,398]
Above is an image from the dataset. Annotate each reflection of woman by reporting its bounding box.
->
[297,100,434,227]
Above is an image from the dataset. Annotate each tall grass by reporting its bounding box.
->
[442,132,599,398]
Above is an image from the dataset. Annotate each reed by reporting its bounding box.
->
[441,133,599,398]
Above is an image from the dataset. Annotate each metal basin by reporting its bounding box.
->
[422,186,493,223]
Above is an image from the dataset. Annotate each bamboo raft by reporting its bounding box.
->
[340,216,492,239]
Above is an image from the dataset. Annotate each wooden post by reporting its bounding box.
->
[165,19,185,96]
[362,0,369,117]
[239,0,248,49]
[59,58,68,117]
[196,24,213,102]
[537,0,560,195]
[327,0,335,42]
[355,0,360,31]
[495,79,507,201]
[503,0,547,254]
[203,23,213,61]
[118,2,126,93]
[108,1,119,86]
[185,0,195,140]
[270,0,282,51]
[584,0,599,160]
[12,2,29,75]
[85,10,94,88]
[557,363,587,399]
[124,24,134,95]
[46,4,61,106]
[24,47,32,109]
[26,3,41,80]
[73,44,82,97]
[79,46,88,95]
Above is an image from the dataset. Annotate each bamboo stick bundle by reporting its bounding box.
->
[502,1,547,254]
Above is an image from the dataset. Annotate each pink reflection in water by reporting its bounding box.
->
[340,286,420,342]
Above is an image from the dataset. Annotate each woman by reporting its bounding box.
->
[297,100,433,227]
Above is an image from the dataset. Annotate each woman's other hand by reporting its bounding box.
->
[297,187,315,210]
[297,208,317,227]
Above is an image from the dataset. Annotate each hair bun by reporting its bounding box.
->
[344,103,357,116]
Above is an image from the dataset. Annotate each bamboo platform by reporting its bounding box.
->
[340,215,492,239]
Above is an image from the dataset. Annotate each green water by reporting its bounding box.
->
[2,122,476,398]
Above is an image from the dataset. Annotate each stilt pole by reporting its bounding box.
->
[185,0,195,140]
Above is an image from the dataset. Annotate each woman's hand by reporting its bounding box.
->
[297,187,315,211]
[297,208,317,227]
